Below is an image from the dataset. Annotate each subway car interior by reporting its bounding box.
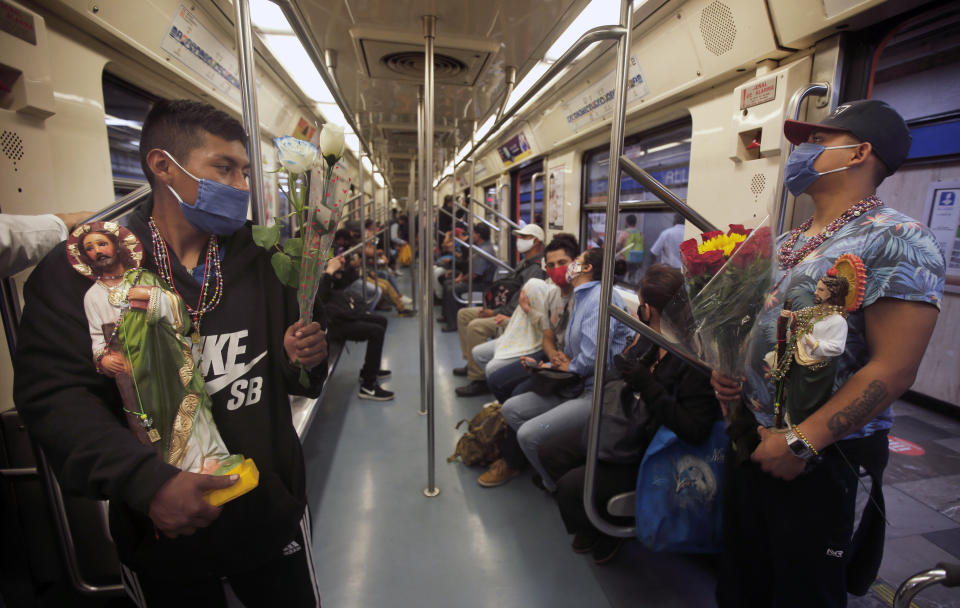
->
[1,0,960,606]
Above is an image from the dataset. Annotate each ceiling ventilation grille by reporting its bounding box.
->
[381,51,468,81]
[352,27,498,86]
[699,1,737,56]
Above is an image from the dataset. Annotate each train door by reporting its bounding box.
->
[580,119,692,284]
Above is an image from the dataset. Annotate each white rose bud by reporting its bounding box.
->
[319,123,345,166]
[274,136,318,174]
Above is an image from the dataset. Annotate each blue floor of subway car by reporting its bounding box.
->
[299,275,960,608]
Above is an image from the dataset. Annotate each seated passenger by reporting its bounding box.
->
[320,256,394,401]
[440,222,499,335]
[482,233,580,404]
[539,264,719,564]
[477,247,634,489]
[452,224,546,396]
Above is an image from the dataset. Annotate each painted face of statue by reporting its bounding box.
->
[82,232,120,273]
[814,280,831,305]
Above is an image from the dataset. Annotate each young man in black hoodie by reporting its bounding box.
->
[14,100,328,606]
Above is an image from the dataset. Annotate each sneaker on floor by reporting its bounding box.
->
[400,295,414,307]
[398,308,417,317]
[531,474,556,495]
[441,325,457,333]
[452,366,468,377]
[591,535,626,565]
[571,529,601,554]
[477,458,519,487]
[455,379,489,397]
[358,383,394,401]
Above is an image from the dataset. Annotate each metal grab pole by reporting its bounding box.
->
[584,0,634,539]
[408,156,417,301]
[468,127,477,306]
[417,88,428,417]
[618,156,719,234]
[359,143,367,304]
[775,83,830,235]
[422,15,439,498]
[453,238,513,271]
[452,24,626,174]
[233,0,266,225]
[469,195,521,230]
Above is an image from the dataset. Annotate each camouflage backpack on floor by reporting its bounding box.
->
[447,401,507,467]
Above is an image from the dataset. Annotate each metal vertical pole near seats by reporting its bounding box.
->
[359,132,367,303]
[422,14,439,498]
[584,0,635,538]
[232,0,266,225]
[468,124,476,305]
[416,88,428,417]
[408,156,417,302]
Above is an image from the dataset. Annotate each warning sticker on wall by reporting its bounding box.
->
[161,5,241,105]
[740,76,778,110]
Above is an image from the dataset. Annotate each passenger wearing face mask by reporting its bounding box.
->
[712,100,944,607]
[452,224,547,398]
[477,247,634,489]
[478,234,581,403]
[15,100,328,605]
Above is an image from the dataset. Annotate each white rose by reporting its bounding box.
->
[274,136,318,174]
[319,123,345,165]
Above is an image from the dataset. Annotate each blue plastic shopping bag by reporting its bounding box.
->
[634,420,727,553]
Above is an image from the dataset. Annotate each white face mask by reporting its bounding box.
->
[565,260,583,283]
[516,238,534,254]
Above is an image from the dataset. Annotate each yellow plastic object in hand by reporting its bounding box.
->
[203,458,259,506]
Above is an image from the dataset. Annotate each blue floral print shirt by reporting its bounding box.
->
[743,205,945,438]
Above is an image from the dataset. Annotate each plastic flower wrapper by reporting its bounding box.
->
[254,126,346,385]
[676,218,775,378]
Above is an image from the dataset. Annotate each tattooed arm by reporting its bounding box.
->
[751,298,938,480]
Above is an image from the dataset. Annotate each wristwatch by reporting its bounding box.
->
[784,428,819,464]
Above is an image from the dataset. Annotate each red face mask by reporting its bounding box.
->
[546,265,569,287]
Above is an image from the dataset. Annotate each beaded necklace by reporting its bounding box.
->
[778,195,883,270]
[148,218,223,342]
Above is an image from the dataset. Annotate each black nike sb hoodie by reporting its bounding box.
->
[13,200,328,581]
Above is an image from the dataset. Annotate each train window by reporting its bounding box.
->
[512,161,545,227]
[102,73,158,197]
[581,118,691,285]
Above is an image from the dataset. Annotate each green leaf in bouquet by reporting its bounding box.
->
[253,224,281,249]
[271,251,293,284]
[283,237,304,257]
[287,258,302,288]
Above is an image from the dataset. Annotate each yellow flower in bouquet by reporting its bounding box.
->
[698,231,748,257]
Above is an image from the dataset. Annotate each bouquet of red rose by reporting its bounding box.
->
[677,219,775,377]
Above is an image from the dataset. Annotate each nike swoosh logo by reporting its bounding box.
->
[205,351,268,394]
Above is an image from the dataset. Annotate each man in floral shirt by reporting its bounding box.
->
[713,100,945,607]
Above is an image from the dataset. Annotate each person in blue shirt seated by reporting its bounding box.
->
[477,247,634,490]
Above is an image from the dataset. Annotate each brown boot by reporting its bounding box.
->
[477,458,519,488]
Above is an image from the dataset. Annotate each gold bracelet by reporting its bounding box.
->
[792,425,819,457]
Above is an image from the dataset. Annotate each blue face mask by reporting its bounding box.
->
[783,142,860,196]
[162,150,250,235]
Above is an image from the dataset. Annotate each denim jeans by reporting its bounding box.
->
[346,278,381,312]
[486,353,544,404]
[500,389,594,491]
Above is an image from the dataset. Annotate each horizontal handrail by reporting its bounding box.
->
[0,466,38,477]
[618,156,718,234]
[453,237,513,272]
[339,228,386,258]
[340,196,375,219]
[454,24,626,172]
[607,306,712,375]
[82,184,153,225]
[469,197,522,230]
[438,205,501,233]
